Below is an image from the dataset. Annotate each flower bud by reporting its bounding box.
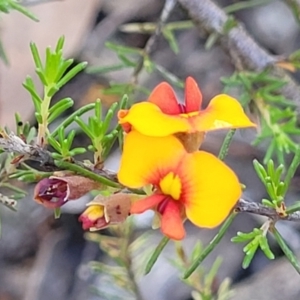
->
[34,174,101,208]
[79,193,132,231]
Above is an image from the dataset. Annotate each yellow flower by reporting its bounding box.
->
[118,77,256,137]
[118,131,241,240]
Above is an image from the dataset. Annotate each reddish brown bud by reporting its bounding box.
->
[79,193,132,231]
[34,174,101,208]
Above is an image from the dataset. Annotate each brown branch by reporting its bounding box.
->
[178,0,300,113]
[0,131,54,166]
[0,131,117,181]
[2,131,300,221]
[131,0,178,83]
[236,198,300,221]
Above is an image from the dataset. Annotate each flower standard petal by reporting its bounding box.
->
[161,200,185,240]
[185,77,202,112]
[194,94,256,131]
[118,131,186,188]
[148,82,181,114]
[180,151,241,228]
[118,102,190,136]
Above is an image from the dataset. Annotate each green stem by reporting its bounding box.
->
[271,226,300,274]
[145,236,170,274]
[54,160,121,188]
[166,20,193,31]
[283,147,300,195]
[50,103,96,137]
[286,201,300,214]
[37,90,51,145]
[183,212,236,279]
[224,0,272,14]
[218,129,236,160]
[54,207,61,219]
[0,183,26,194]
[9,1,39,21]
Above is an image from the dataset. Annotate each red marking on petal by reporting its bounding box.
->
[185,77,202,113]
[148,82,181,115]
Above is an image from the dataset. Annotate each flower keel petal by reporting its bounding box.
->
[148,82,181,114]
[161,200,185,240]
[185,76,202,112]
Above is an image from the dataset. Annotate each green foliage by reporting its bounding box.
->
[75,95,128,163]
[184,213,237,279]
[232,227,274,269]
[172,242,234,300]
[14,113,37,143]
[222,70,300,164]
[48,128,86,160]
[9,163,52,183]
[85,218,148,300]
[253,159,286,209]
[0,39,8,65]
[254,148,300,212]
[0,0,38,21]
[87,41,184,93]
[88,42,141,75]
[0,0,38,64]
[23,36,86,145]
[235,154,300,272]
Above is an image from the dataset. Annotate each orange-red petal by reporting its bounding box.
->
[148,82,181,115]
[194,94,256,131]
[130,194,165,214]
[118,131,186,187]
[161,200,185,240]
[179,151,241,228]
[118,102,190,136]
[185,77,202,113]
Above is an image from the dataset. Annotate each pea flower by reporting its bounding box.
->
[79,193,132,230]
[118,77,255,137]
[34,174,101,208]
[118,131,241,240]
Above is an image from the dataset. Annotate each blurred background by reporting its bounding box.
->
[1,0,300,299]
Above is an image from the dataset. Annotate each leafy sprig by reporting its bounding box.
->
[85,218,144,300]
[48,128,86,161]
[23,36,87,146]
[172,242,234,300]
[231,224,274,269]
[222,70,300,164]
[0,0,38,21]
[253,159,286,212]
[75,95,128,165]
